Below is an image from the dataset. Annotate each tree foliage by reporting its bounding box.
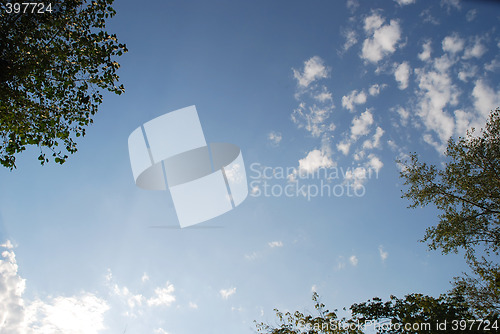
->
[350,293,485,333]
[257,293,498,334]
[255,292,362,334]
[400,108,500,317]
[0,0,127,168]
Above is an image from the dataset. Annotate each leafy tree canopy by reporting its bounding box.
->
[0,0,127,168]
[256,292,498,334]
[400,108,500,317]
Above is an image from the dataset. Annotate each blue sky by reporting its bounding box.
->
[1,0,500,333]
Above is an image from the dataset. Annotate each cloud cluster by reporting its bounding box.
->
[106,269,176,318]
[0,241,109,334]
[290,56,337,175]
[410,31,498,151]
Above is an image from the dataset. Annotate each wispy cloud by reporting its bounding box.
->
[343,29,358,52]
[141,273,150,283]
[147,283,176,307]
[394,0,415,6]
[268,241,283,248]
[220,287,237,300]
[154,328,170,334]
[291,102,335,138]
[268,131,282,146]
[379,245,388,262]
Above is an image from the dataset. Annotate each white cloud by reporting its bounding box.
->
[394,61,411,89]
[293,56,330,88]
[485,58,500,72]
[141,273,149,283]
[350,109,374,140]
[220,287,236,300]
[454,109,474,137]
[111,283,145,310]
[458,64,477,82]
[396,106,409,125]
[343,29,358,51]
[349,255,359,266]
[346,0,359,11]
[0,241,27,333]
[364,13,384,31]
[442,34,464,54]
[367,154,383,173]
[418,41,432,61]
[250,185,260,195]
[147,283,176,307]
[314,86,333,103]
[0,242,109,334]
[414,64,458,150]
[268,241,283,248]
[337,141,351,155]
[472,79,500,119]
[344,167,368,190]
[224,163,244,185]
[298,149,334,174]
[379,245,388,262]
[362,126,384,149]
[154,328,169,334]
[441,0,461,11]
[245,251,260,261]
[395,0,415,5]
[342,90,367,112]
[433,54,455,73]
[336,256,346,270]
[369,83,385,96]
[27,294,109,334]
[463,38,487,59]
[361,14,401,63]
[466,9,477,22]
[188,302,198,309]
[423,133,443,151]
[311,285,317,292]
[387,139,399,151]
[291,103,335,137]
[268,131,282,145]
[420,9,440,25]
